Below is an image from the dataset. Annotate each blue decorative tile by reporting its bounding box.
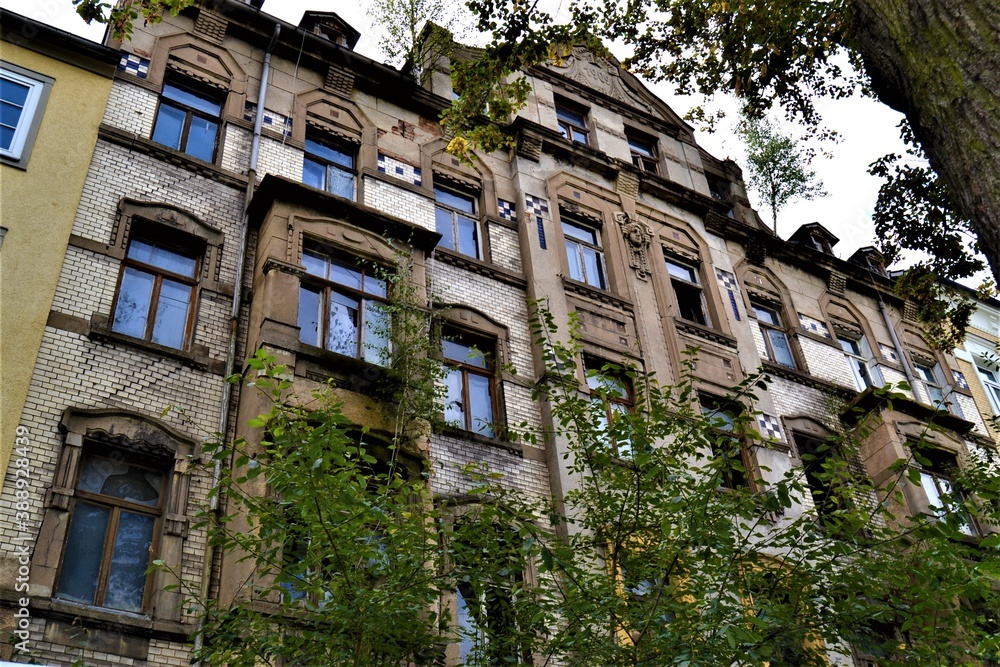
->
[758,413,783,442]
[536,216,547,250]
[953,369,969,389]
[497,199,516,222]
[879,343,899,363]
[118,52,150,79]
[525,194,548,217]
[376,153,422,186]
[728,290,741,321]
[798,313,831,338]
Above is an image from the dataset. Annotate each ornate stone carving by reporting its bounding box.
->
[828,271,847,296]
[616,212,653,281]
[615,171,639,198]
[549,47,653,114]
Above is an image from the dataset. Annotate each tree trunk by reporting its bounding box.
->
[851,0,1000,282]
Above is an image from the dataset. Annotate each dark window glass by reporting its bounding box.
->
[752,302,796,368]
[303,136,355,200]
[56,449,165,612]
[443,329,495,437]
[298,248,389,364]
[556,101,590,145]
[587,360,634,457]
[701,395,749,489]
[112,237,199,350]
[665,256,708,326]
[151,81,221,162]
[434,186,480,258]
[627,133,659,173]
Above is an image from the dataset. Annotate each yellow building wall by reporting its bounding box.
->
[0,40,114,484]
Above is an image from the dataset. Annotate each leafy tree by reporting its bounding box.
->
[737,113,827,234]
[367,0,469,76]
[181,305,1000,666]
[443,0,1000,289]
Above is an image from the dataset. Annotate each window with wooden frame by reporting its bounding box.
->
[587,358,634,458]
[297,246,390,365]
[555,97,590,145]
[751,300,797,369]
[700,394,752,490]
[111,232,201,350]
[626,130,659,174]
[911,446,978,536]
[563,214,607,289]
[151,77,223,162]
[449,520,531,666]
[434,184,481,259]
[834,327,874,391]
[55,443,167,613]
[303,131,356,200]
[442,328,496,438]
[665,253,709,326]
[793,431,848,526]
[912,359,960,416]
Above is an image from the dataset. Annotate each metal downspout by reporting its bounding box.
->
[192,22,280,665]
[880,299,915,386]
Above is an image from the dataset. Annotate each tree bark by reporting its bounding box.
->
[851,0,1000,282]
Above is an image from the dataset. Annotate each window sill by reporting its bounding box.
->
[89,314,225,374]
[11,595,189,643]
[294,340,399,399]
[434,246,527,288]
[562,277,633,311]
[435,424,523,455]
[674,318,737,349]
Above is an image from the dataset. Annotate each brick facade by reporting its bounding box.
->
[3,3,996,665]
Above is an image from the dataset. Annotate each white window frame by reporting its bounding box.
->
[975,362,1000,415]
[0,64,51,166]
[836,329,874,391]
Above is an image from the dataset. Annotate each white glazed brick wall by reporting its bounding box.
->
[799,336,857,390]
[429,260,534,383]
[766,377,841,430]
[221,123,251,174]
[955,394,988,435]
[430,432,550,500]
[71,141,245,285]
[101,80,158,138]
[16,618,191,667]
[363,176,435,232]
[0,328,218,619]
[750,322,769,362]
[257,135,303,182]
[51,246,119,320]
[489,224,522,273]
[880,365,908,390]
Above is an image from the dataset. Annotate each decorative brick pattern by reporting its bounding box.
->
[879,343,899,362]
[431,432,550,500]
[758,413,784,442]
[497,198,516,222]
[489,223,523,273]
[193,9,227,43]
[798,336,858,390]
[363,175,435,231]
[953,369,969,389]
[243,102,293,137]
[716,269,741,321]
[118,52,150,78]
[325,64,354,96]
[524,194,549,217]
[377,153,422,186]
[798,313,831,338]
[955,394,988,435]
[101,80,157,138]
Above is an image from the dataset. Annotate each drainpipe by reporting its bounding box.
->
[192,21,280,665]
[879,299,915,387]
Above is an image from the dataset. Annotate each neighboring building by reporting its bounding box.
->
[0,2,995,666]
[0,11,118,486]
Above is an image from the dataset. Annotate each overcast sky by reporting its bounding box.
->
[1,0,911,262]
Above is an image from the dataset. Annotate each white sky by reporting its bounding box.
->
[1,0,910,262]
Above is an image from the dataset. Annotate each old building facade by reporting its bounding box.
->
[0,2,995,665]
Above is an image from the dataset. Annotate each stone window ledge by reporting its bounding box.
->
[89,314,225,374]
